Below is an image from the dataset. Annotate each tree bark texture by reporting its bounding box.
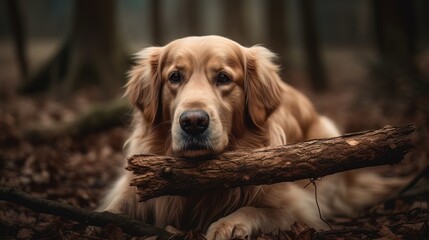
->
[127,125,415,201]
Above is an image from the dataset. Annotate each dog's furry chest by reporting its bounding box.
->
[144,186,263,231]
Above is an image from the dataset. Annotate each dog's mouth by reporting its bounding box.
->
[174,133,217,157]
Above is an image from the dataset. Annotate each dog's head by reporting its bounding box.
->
[126,36,282,157]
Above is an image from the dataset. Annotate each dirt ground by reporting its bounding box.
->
[0,45,428,239]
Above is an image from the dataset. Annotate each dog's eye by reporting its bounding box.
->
[216,72,231,85]
[169,72,183,83]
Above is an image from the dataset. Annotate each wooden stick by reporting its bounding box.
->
[127,125,415,201]
[0,187,173,240]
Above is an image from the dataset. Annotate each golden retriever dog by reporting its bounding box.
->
[99,36,405,239]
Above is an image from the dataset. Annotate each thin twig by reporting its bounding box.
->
[311,179,333,231]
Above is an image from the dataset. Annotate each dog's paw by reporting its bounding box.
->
[206,220,252,240]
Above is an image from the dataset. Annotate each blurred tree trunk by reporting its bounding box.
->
[151,0,163,45]
[222,0,247,43]
[267,0,288,74]
[300,0,327,92]
[374,0,415,69]
[416,0,429,46]
[372,0,417,97]
[7,0,28,81]
[185,0,200,36]
[21,0,127,96]
[66,0,126,93]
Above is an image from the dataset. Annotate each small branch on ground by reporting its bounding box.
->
[23,98,130,141]
[0,187,173,240]
[128,125,415,201]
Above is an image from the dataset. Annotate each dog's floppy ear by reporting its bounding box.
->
[125,47,163,124]
[245,46,282,127]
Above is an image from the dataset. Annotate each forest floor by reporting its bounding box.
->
[0,45,429,239]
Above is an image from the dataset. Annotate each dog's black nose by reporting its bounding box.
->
[179,110,209,136]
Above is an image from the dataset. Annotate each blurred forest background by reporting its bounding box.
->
[1,0,429,239]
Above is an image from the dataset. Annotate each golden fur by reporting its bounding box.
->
[99,36,405,239]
